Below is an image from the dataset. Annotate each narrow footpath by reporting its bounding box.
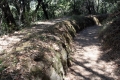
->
[65,26,119,80]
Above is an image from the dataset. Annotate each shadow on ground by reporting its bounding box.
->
[71,59,114,80]
[98,48,120,77]
[74,26,101,47]
[66,26,119,80]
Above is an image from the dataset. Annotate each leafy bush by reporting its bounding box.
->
[0,22,13,35]
[99,2,120,50]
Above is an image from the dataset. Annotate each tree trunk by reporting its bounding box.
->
[73,0,76,13]
[91,2,96,14]
[86,0,92,14]
[41,2,49,19]
[26,0,30,12]
[97,0,100,13]
[21,0,25,23]
[34,0,49,19]
[35,0,42,13]
[0,0,16,30]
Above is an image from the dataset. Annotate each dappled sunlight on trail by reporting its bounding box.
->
[65,26,118,80]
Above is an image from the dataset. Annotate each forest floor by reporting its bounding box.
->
[65,26,120,80]
[0,18,120,80]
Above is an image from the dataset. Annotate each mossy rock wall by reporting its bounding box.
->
[44,16,99,80]
[0,15,101,80]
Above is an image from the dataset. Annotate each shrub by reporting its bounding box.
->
[99,17,120,50]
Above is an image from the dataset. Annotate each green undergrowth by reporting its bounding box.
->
[0,60,4,72]
[99,17,120,50]
[0,15,98,80]
[98,3,120,74]
[99,2,120,51]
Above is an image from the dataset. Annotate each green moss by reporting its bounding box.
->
[30,65,43,77]
[0,60,6,72]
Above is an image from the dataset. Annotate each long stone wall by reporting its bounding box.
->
[42,15,100,80]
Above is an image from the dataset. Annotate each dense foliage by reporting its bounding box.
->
[0,0,119,35]
[99,1,120,50]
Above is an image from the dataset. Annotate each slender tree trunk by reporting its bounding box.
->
[41,2,49,19]
[26,0,30,12]
[86,0,92,14]
[91,2,96,14]
[97,0,100,13]
[35,0,42,13]
[14,0,21,25]
[21,0,25,23]
[73,0,76,13]
[34,0,49,19]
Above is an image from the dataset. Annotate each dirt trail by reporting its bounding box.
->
[0,17,69,53]
[65,26,119,80]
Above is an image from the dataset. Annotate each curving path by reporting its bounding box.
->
[65,26,119,80]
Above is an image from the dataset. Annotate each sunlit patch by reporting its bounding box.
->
[34,21,55,25]
[0,34,22,50]
[82,46,101,60]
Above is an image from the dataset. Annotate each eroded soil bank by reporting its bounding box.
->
[65,26,120,80]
